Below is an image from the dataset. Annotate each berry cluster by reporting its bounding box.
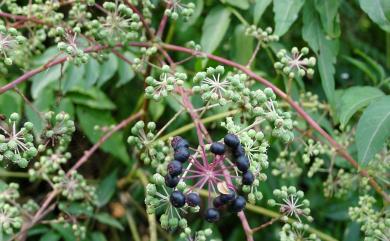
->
[145,173,199,230]
[280,223,320,241]
[86,1,142,45]
[166,136,191,188]
[164,0,195,20]
[245,25,279,44]
[0,183,23,236]
[28,148,71,181]
[145,65,187,101]
[54,27,89,65]
[349,195,390,241]
[268,186,313,223]
[274,47,316,80]
[39,111,76,150]
[0,113,37,168]
[179,228,214,241]
[0,23,26,66]
[127,121,170,170]
[53,170,97,202]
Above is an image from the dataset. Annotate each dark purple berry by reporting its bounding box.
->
[205,208,220,222]
[167,160,183,177]
[165,174,179,188]
[229,196,246,213]
[242,171,254,185]
[235,155,250,172]
[224,134,240,148]
[210,142,225,155]
[170,191,186,208]
[186,192,201,207]
[171,136,189,150]
[213,196,224,208]
[174,147,190,162]
[233,145,245,157]
[220,188,236,204]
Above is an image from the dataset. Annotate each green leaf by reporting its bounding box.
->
[39,231,60,241]
[302,2,339,106]
[116,52,135,87]
[343,222,361,241]
[356,96,390,166]
[343,56,379,84]
[314,0,341,37]
[62,63,85,92]
[149,100,166,121]
[58,202,93,216]
[225,0,249,10]
[96,170,118,207]
[273,0,305,36]
[67,87,116,110]
[94,213,124,231]
[97,53,118,86]
[76,106,130,164]
[0,91,22,116]
[359,0,390,32]
[25,87,55,134]
[31,63,67,99]
[50,224,76,241]
[253,0,272,24]
[201,6,231,53]
[338,86,384,127]
[90,232,108,241]
[33,47,60,66]
[85,58,100,88]
[232,24,253,65]
[56,98,75,117]
[355,49,386,82]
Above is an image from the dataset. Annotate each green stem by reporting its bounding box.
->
[386,32,390,68]
[126,211,142,241]
[0,169,29,178]
[227,6,249,26]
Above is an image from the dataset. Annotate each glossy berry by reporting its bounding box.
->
[213,196,224,208]
[174,147,190,162]
[210,142,225,155]
[224,134,240,148]
[220,188,236,204]
[167,160,183,176]
[233,144,245,157]
[242,171,254,185]
[205,208,220,223]
[229,196,246,213]
[170,191,186,208]
[165,174,180,188]
[186,192,201,207]
[171,136,189,150]
[235,155,250,172]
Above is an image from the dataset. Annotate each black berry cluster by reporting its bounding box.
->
[224,134,255,186]
[206,188,246,223]
[166,137,201,210]
[165,136,190,188]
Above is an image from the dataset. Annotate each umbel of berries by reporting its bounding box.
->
[0,113,37,168]
[145,173,200,230]
[223,134,255,186]
[165,136,191,188]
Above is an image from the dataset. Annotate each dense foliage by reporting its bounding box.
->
[0,0,389,241]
